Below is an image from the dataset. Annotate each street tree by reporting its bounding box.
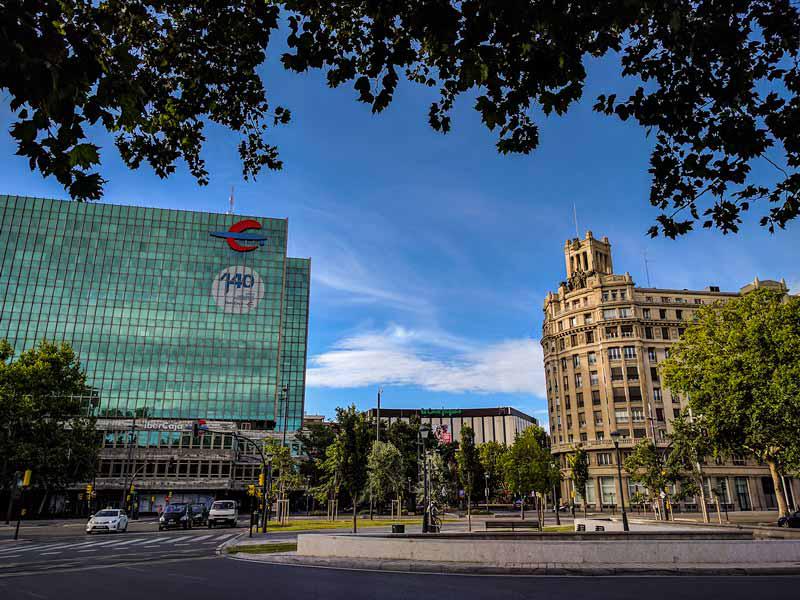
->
[478,441,507,503]
[661,288,800,517]
[623,439,688,520]
[333,405,373,533]
[295,420,337,486]
[567,446,590,518]
[0,339,100,516]
[455,426,482,527]
[667,413,719,523]
[367,441,404,513]
[263,438,302,505]
[386,417,420,512]
[3,2,799,237]
[502,426,560,527]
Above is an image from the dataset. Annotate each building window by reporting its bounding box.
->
[560,338,566,350]
[576,392,584,407]
[597,452,613,466]
[621,325,633,337]
[645,296,653,302]
[611,367,624,382]
[676,309,683,320]
[580,432,588,441]
[732,454,746,466]
[672,408,680,419]
[561,357,567,370]
[567,415,573,428]
[661,327,670,340]
[565,395,571,409]
[608,347,621,360]
[603,308,617,320]
[578,413,586,426]
[615,409,629,423]
[633,428,647,438]
[661,296,671,303]
[694,298,703,305]
[596,431,605,441]
[659,309,667,319]
[570,334,578,346]
[619,308,632,318]
[605,326,618,338]
[590,371,599,386]
[585,330,594,343]
[629,386,643,402]
[653,388,662,402]
[575,373,583,387]
[594,411,603,425]
[623,346,636,359]
[643,308,651,319]
[558,321,564,331]
[569,316,577,327]
[573,354,580,368]
[645,326,653,340]
[613,388,626,403]
[599,476,616,504]
[631,408,645,422]
[592,390,601,405]
[588,352,597,366]
[584,313,593,324]
[655,408,665,421]
[648,347,656,361]
[650,366,659,381]
[563,375,569,390]
[626,366,639,381]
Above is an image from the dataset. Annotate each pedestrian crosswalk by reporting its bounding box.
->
[0,533,239,559]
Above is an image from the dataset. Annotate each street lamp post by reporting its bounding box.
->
[484,472,490,510]
[610,431,630,532]
[419,424,431,533]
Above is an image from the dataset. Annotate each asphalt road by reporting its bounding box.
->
[2,554,799,600]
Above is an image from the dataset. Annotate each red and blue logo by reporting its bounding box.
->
[210,219,268,252]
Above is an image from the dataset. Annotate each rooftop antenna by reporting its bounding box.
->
[227,186,234,215]
[572,203,579,239]
[643,250,652,287]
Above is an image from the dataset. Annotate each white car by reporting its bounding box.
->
[86,508,129,534]
[207,500,238,528]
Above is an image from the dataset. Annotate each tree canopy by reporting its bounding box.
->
[0,340,100,514]
[567,445,590,516]
[367,440,404,507]
[3,1,798,236]
[661,288,800,516]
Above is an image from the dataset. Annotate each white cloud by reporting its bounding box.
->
[307,325,546,396]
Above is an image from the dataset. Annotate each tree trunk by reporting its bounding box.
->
[767,458,790,518]
[352,494,358,534]
[696,466,710,523]
[37,487,49,516]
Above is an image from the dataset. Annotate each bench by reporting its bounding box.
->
[485,520,540,531]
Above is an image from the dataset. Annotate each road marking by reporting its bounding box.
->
[103,538,147,547]
[40,552,63,556]
[0,555,20,559]
[187,535,213,542]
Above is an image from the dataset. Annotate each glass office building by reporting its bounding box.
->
[0,195,310,431]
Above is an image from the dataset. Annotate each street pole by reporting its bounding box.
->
[376,388,382,442]
[610,432,630,532]
[281,386,290,448]
[120,417,137,509]
[264,457,273,532]
[484,472,490,511]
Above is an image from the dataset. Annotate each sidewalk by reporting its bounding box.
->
[226,550,800,576]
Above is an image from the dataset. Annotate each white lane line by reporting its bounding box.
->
[187,535,213,542]
[1,542,74,555]
[0,554,20,559]
[0,542,65,554]
[40,551,63,556]
[212,534,236,542]
[102,538,147,547]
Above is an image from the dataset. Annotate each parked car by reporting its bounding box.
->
[778,511,800,528]
[159,502,192,530]
[190,503,208,527]
[208,500,238,528]
[86,508,128,534]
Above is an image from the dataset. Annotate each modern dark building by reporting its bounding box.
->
[366,407,538,446]
[0,195,310,510]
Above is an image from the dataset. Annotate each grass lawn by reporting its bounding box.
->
[255,517,426,533]
[543,524,574,532]
[226,542,297,554]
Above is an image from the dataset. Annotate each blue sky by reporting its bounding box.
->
[2,49,798,427]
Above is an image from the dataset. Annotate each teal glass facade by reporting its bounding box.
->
[0,195,309,431]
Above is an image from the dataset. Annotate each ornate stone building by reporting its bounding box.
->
[542,231,798,513]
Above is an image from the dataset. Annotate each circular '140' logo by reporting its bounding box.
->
[211,266,265,314]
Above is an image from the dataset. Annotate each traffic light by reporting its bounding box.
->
[86,483,93,496]
[22,469,32,488]
[192,422,199,436]
[248,484,256,496]
[258,473,265,486]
